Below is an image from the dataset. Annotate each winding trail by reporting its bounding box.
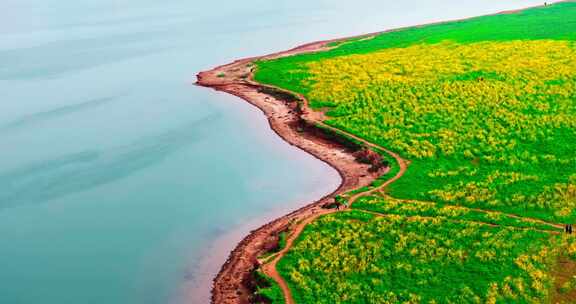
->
[260,137,407,304]
[378,195,565,231]
[358,209,562,235]
[256,77,409,303]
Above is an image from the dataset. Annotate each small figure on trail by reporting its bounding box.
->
[566,224,570,233]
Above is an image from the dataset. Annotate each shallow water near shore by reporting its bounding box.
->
[0,0,554,303]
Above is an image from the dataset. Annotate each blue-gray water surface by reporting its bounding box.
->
[0,0,552,303]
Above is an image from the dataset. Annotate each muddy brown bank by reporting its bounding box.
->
[196,36,388,303]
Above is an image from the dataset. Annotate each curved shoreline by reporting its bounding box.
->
[196,39,380,303]
[194,2,562,303]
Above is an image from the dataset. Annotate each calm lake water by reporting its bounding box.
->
[0,0,551,303]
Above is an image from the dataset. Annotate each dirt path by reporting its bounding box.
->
[260,210,330,304]
[359,209,562,235]
[251,72,410,304]
[468,206,564,230]
[380,196,565,231]
[259,127,408,304]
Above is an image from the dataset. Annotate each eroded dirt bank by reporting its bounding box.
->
[196,40,382,303]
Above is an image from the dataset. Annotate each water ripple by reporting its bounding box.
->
[0,96,116,132]
[0,114,220,210]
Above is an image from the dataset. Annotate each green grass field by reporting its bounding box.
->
[279,210,570,303]
[256,2,576,94]
[254,2,576,303]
